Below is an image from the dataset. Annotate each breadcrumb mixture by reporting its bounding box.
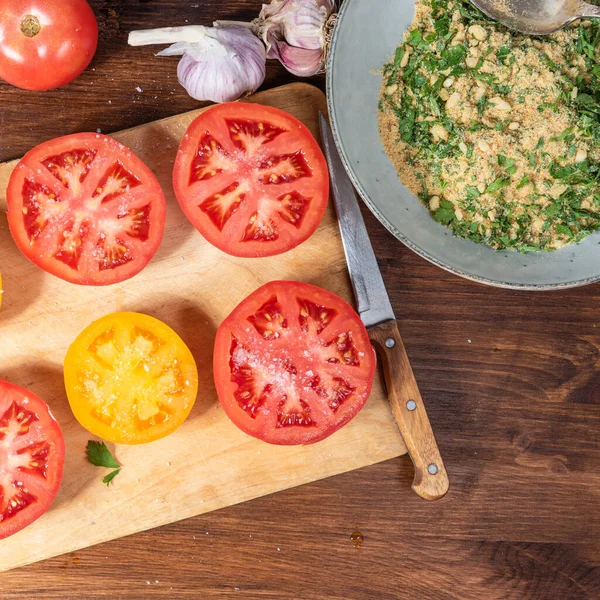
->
[379,0,600,251]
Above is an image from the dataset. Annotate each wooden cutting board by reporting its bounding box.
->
[0,83,406,572]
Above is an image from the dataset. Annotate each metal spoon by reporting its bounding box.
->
[470,0,600,34]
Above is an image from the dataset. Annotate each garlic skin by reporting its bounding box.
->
[177,27,266,103]
[128,25,266,103]
[257,0,337,77]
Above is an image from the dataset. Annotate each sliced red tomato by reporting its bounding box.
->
[6,133,166,286]
[214,281,376,445]
[0,0,98,91]
[173,103,329,258]
[0,380,65,540]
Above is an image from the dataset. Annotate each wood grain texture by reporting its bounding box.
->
[369,320,449,500]
[0,83,406,571]
[0,0,599,598]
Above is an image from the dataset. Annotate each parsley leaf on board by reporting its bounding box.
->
[103,470,121,485]
[87,440,119,468]
[86,440,121,485]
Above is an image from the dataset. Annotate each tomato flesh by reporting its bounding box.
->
[0,380,65,540]
[64,312,199,445]
[7,133,166,286]
[214,281,376,445]
[173,103,329,258]
[0,0,98,91]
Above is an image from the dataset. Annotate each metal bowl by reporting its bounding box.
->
[326,0,600,290]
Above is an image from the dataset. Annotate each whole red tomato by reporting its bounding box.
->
[0,0,98,91]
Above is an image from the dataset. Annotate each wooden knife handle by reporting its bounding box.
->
[369,320,449,500]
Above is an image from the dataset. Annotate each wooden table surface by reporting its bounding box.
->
[1,1,599,599]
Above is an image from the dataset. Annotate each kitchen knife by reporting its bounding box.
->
[319,113,449,501]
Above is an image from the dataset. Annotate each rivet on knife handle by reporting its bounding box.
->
[369,320,449,501]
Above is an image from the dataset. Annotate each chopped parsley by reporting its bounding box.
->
[379,0,600,251]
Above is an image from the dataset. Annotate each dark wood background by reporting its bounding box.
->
[1,1,600,598]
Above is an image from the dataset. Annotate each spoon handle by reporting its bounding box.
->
[580,2,600,17]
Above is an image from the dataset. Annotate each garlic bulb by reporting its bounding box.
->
[215,0,338,77]
[257,0,337,76]
[128,25,266,103]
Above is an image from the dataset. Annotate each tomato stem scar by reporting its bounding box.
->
[21,15,41,38]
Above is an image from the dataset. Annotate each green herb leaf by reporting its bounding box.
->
[406,29,424,46]
[466,186,480,198]
[434,14,450,36]
[492,83,512,95]
[496,45,513,65]
[103,469,121,486]
[556,223,573,237]
[398,109,416,142]
[545,202,561,217]
[457,0,495,22]
[386,46,406,85]
[575,93,600,114]
[429,94,442,117]
[485,177,511,194]
[441,45,467,68]
[540,52,559,70]
[87,441,120,469]
[516,176,530,189]
[471,47,494,72]
[393,47,405,68]
[413,72,428,88]
[468,121,485,132]
[551,126,575,142]
[498,155,516,174]
[433,200,456,224]
[476,95,488,115]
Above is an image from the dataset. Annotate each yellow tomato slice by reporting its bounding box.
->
[64,312,198,444]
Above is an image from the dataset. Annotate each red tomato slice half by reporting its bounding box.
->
[0,380,65,540]
[173,103,329,258]
[7,133,166,286]
[214,281,376,445]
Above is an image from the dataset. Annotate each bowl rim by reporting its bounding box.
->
[326,0,600,291]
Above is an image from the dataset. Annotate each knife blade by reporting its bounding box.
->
[319,113,449,501]
[318,116,395,329]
